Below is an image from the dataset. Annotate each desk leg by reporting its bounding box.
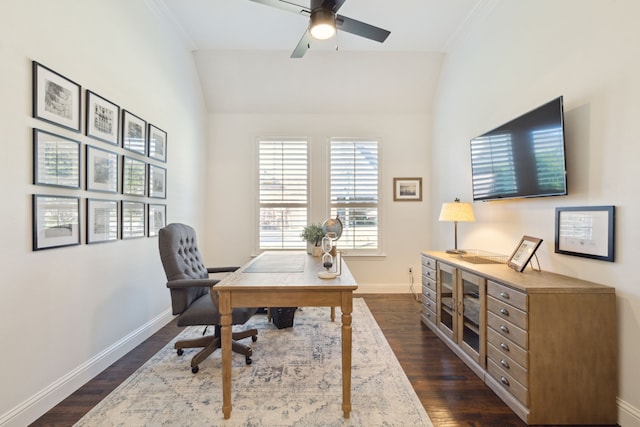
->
[341,292,353,418]
[218,291,232,419]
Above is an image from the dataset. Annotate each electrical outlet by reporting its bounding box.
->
[408,266,413,274]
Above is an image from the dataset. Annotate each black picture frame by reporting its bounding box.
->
[86,145,118,193]
[555,206,615,262]
[148,124,167,162]
[122,156,146,196]
[122,110,146,155]
[33,129,81,189]
[32,194,81,250]
[148,203,166,237]
[32,61,81,132]
[121,201,145,239]
[148,164,166,199]
[507,235,543,272]
[86,90,120,145]
[86,198,119,244]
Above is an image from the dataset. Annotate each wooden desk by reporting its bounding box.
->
[214,251,358,419]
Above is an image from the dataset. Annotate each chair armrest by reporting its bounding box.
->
[207,266,240,274]
[166,278,219,289]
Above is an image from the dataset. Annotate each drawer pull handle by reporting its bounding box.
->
[499,292,510,299]
[500,359,510,369]
[500,342,510,351]
[426,311,431,318]
[500,325,510,333]
[426,301,431,308]
[500,376,510,386]
[500,308,509,316]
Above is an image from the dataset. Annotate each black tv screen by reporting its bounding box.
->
[470,96,567,201]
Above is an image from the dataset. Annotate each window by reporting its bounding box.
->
[258,139,308,249]
[329,138,379,252]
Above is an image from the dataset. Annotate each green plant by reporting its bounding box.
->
[300,223,324,246]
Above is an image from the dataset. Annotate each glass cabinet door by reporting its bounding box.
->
[458,270,486,366]
[437,263,456,340]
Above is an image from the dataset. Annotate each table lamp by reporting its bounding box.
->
[439,198,475,254]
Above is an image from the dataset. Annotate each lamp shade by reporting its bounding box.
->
[309,10,336,40]
[439,199,475,222]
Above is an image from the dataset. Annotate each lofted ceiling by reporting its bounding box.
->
[153,0,489,113]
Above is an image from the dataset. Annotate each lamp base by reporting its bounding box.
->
[446,249,467,255]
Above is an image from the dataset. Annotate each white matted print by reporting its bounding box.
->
[32,61,81,132]
[148,204,166,237]
[148,124,167,162]
[87,199,118,243]
[86,90,120,145]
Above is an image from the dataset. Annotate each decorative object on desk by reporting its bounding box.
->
[555,205,615,262]
[439,198,475,254]
[73,299,433,427]
[507,235,543,272]
[321,215,343,242]
[318,234,342,279]
[300,222,323,255]
[32,61,81,132]
[393,177,423,201]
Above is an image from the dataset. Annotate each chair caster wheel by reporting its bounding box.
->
[177,348,184,356]
[252,335,258,342]
[192,366,199,374]
[245,356,252,365]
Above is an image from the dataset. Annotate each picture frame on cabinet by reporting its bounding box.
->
[86,90,120,145]
[148,203,166,237]
[122,156,146,196]
[33,129,81,189]
[32,194,81,250]
[86,145,118,193]
[121,200,145,239]
[148,124,167,162]
[393,177,422,201]
[555,205,615,262]
[86,198,119,244]
[32,61,81,132]
[507,235,543,272]
[148,164,166,199]
[122,110,146,155]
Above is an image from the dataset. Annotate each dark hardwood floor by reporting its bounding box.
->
[32,294,534,426]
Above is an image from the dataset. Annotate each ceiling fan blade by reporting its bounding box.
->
[336,15,390,43]
[291,29,313,58]
[248,0,310,15]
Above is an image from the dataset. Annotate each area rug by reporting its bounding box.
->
[74,299,433,426]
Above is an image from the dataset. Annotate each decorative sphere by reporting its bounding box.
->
[322,216,343,240]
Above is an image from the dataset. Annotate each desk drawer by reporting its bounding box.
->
[487,281,527,312]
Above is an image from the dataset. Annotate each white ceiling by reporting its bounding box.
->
[153,0,489,113]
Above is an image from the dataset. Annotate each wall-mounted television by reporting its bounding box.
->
[470,96,567,202]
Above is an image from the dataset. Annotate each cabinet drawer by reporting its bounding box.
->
[422,267,436,282]
[487,295,528,330]
[422,275,436,293]
[487,358,529,406]
[488,312,528,350]
[487,327,528,368]
[422,284,437,304]
[422,294,436,313]
[487,342,528,387]
[487,280,527,312]
[422,255,436,270]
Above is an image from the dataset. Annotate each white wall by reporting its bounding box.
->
[205,113,431,292]
[0,1,207,425]
[430,1,640,425]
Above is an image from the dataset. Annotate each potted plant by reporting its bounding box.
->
[301,223,324,255]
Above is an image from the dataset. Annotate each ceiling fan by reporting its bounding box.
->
[248,0,391,58]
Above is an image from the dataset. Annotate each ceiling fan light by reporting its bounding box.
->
[310,10,336,40]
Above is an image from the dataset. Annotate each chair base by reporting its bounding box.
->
[175,326,258,373]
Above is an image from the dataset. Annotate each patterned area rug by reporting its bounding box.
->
[74,298,433,426]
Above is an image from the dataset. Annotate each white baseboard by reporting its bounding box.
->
[0,309,174,427]
[618,397,640,427]
[354,282,418,295]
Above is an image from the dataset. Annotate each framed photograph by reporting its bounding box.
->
[555,206,615,262]
[87,199,118,244]
[33,129,81,188]
[122,156,146,196]
[393,177,422,201]
[122,110,146,155]
[507,235,543,272]
[32,195,80,250]
[148,203,166,237]
[86,145,118,193]
[121,201,145,239]
[148,124,167,162]
[148,164,166,199]
[86,90,120,145]
[32,61,81,132]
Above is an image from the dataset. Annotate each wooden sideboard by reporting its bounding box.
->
[421,250,617,425]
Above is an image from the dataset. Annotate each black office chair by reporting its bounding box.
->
[158,223,258,373]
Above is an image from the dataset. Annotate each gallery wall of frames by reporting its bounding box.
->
[31,60,167,251]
